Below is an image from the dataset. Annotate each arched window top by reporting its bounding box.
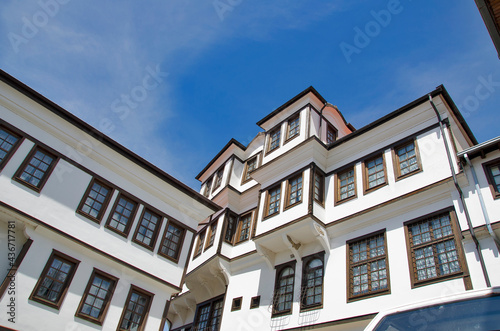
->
[280,266,294,277]
[307,258,323,270]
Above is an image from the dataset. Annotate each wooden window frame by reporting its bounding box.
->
[77,178,113,223]
[362,154,388,193]
[158,220,186,263]
[13,145,58,192]
[334,166,357,205]
[204,176,213,198]
[264,183,282,219]
[285,173,303,209]
[483,157,500,200]
[105,193,139,238]
[241,155,258,185]
[326,123,337,144]
[404,209,467,288]
[392,138,422,180]
[0,125,23,171]
[235,212,253,244]
[194,230,206,258]
[313,170,325,205]
[301,252,324,311]
[250,296,261,309]
[75,268,118,325]
[285,114,300,142]
[213,166,225,191]
[224,212,238,244]
[231,297,242,311]
[117,285,154,331]
[267,126,282,154]
[272,261,296,317]
[205,220,218,250]
[347,230,390,301]
[29,250,80,310]
[193,295,224,331]
[132,208,163,251]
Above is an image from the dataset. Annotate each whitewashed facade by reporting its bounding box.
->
[0,70,220,331]
[169,86,500,330]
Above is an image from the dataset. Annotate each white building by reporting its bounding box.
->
[0,70,498,331]
[168,86,500,330]
[0,70,220,331]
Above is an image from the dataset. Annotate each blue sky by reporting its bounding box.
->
[1,0,499,190]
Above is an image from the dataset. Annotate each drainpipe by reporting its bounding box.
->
[463,153,500,251]
[318,102,334,142]
[428,95,491,287]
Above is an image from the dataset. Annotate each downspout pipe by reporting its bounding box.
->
[318,102,335,142]
[428,94,491,287]
[463,152,500,251]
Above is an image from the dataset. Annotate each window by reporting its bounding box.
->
[286,174,303,208]
[265,184,281,218]
[250,296,260,309]
[213,167,224,191]
[14,146,57,191]
[105,194,138,237]
[235,212,252,244]
[194,230,206,257]
[205,221,218,249]
[393,139,422,179]
[30,250,79,309]
[272,262,295,316]
[77,179,113,222]
[405,211,465,287]
[224,212,237,244]
[231,297,242,311]
[301,254,324,310]
[204,177,213,197]
[326,124,337,144]
[363,154,387,192]
[193,296,224,331]
[335,167,356,204]
[313,170,325,204]
[0,126,22,170]
[132,208,163,250]
[158,221,185,262]
[483,158,500,199]
[348,231,389,301]
[118,285,153,331]
[286,115,300,141]
[267,127,281,153]
[76,269,117,325]
[242,155,258,184]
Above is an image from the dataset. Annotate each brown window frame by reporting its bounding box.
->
[250,296,261,309]
[77,178,113,223]
[334,166,357,205]
[213,166,225,191]
[404,209,467,288]
[363,154,388,193]
[231,297,242,311]
[326,123,337,144]
[158,220,186,263]
[29,250,80,310]
[483,157,500,200]
[285,173,303,209]
[272,261,296,317]
[347,230,390,301]
[285,114,300,142]
[235,212,253,244]
[75,268,118,325]
[301,252,324,311]
[105,193,139,238]
[0,125,23,171]
[264,184,282,219]
[267,126,282,154]
[204,176,213,198]
[13,145,58,192]
[193,295,224,331]
[241,155,258,184]
[117,285,154,331]
[194,230,206,258]
[224,212,238,244]
[132,208,163,251]
[313,170,325,205]
[392,138,422,180]
[205,220,218,250]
